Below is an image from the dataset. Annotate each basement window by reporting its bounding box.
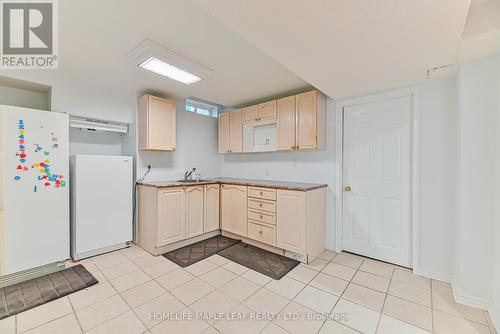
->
[185,98,218,118]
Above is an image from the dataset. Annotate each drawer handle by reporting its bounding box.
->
[260,191,263,196]
[259,203,263,207]
[260,215,263,219]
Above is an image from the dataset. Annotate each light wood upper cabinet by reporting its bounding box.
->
[221,184,247,236]
[204,184,220,233]
[242,101,277,123]
[157,188,185,246]
[218,90,325,154]
[258,100,277,120]
[185,186,204,239]
[277,90,326,151]
[218,112,230,153]
[296,91,317,150]
[277,96,296,151]
[138,95,176,151]
[242,105,259,123]
[229,109,243,153]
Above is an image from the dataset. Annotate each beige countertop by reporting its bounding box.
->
[138,177,327,191]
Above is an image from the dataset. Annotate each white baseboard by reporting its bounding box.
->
[414,266,492,310]
[451,280,491,311]
[489,305,499,332]
[413,266,453,283]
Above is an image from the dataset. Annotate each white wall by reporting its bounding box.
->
[0,85,50,110]
[221,98,337,249]
[417,77,459,280]
[491,54,500,329]
[69,129,124,156]
[455,55,499,305]
[135,100,223,182]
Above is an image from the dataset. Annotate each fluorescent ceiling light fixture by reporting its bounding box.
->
[138,57,202,85]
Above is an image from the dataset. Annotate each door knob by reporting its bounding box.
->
[344,186,352,192]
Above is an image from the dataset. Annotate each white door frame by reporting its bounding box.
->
[335,87,420,269]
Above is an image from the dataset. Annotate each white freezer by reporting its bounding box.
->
[0,105,69,277]
[70,155,133,260]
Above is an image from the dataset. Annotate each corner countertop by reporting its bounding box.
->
[138,177,327,191]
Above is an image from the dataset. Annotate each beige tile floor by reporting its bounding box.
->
[0,245,496,334]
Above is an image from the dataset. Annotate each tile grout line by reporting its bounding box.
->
[67,295,85,333]
[430,278,436,333]
[330,255,375,334]
[267,252,346,334]
[374,264,396,334]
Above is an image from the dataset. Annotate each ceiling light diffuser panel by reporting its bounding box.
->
[128,39,212,85]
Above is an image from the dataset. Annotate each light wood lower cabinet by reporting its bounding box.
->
[157,187,186,245]
[204,184,220,233]
[276,188,326,262]
[139,182,326,262]
[186,186,204,239]
[138,184,219,255]
[276,190,305,254]
[220,184,247,236]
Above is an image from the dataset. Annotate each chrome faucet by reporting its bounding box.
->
[184,168,197,180]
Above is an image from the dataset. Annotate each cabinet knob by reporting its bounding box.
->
[259,203,263,207]
[260,215,263,219]
[259,230,263,235]
[344,186,352,192]
[260,192,263,196]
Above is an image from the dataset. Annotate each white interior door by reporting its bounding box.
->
[342,96,411,267]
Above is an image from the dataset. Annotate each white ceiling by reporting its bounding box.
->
[41,0,308,107]
[0,0,479,108]
[191,0,472,99]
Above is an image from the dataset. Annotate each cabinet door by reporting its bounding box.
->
[277,96,296,151]
[295,91,317,150]
[157,188,185,246]
[229,109,243,153]
[259,100,277,120]
[186,186,204,239]
[218,113,230,153]
[148,96,176,151]
[242,105,259,123]
[221,184,247,236]
[204,184,220,233]
[277,190,306,254]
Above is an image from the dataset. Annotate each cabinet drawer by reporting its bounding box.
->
[248,187,276,201]
[247,221,275,246]
[248,198,276,213]
[248,209,276,226]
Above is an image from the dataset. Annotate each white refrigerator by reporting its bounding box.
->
[0,105,69,281]
[70,155,133,260]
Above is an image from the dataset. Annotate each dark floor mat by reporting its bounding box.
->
[218,243,300,280]
[164,235,240,267]
[0,264,98,320]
